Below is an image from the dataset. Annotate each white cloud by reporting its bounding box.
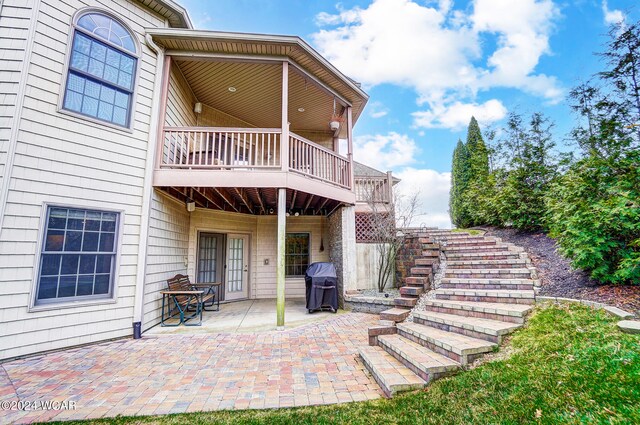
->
[472,0,561,100]
[312,0,563,129]
[602,1,625,26]
[395,168,452,229]
[344,132,420,171]
[369,101,389,118]
[412,99,507,130]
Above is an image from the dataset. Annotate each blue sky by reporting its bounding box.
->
[177,0,637,228]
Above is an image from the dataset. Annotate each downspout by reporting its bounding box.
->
[131,34,165,339]
[0,0,42,239]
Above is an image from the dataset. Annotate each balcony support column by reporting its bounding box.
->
[347,106,354,189]
[155,55,172,169]
[277,61,289,330]
[276,187,287,330]
[281,61,289,171]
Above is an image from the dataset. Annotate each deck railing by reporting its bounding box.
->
[161,127,282,169]
[355,176,391,203]
[288,133,351,189]
[160,127,351,189]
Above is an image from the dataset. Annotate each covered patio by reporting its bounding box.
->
[148,299,341,334]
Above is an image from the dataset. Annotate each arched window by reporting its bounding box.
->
[62,11,138,128]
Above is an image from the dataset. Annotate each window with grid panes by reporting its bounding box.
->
[285,233,310,277]
[36,207,119,304]
[62,12,137,127]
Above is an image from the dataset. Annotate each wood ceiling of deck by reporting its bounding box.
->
[148,30,367,124]
[176,60,343,136]
[161,187,343,216]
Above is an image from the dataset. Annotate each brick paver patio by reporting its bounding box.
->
[0,312,381,424]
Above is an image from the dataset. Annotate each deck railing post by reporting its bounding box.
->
[347,106,354,190]
[386,171,394,204]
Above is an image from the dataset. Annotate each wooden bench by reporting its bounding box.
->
[160,274,216,326]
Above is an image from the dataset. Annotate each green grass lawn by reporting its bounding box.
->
[56,304,639,425]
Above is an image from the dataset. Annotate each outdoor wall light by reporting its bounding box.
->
[193,102,202,114]
[186,199,196,212]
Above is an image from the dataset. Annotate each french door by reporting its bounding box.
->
[225,234,249,300]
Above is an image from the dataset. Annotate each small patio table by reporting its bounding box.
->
[160,289,204,326]
[191,282,222,311]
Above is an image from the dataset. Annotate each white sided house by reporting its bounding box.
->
[0,0,398,360]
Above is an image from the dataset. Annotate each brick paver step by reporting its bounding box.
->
[405,276,430,287]
[423,299,532,324]
[413,311,521,343]
[380,308,411,322]
[395,296,418,308]
[440,278,535,290]
[443,244,510,253]
[445,239,498,246]
[447,259,530,269]
[445,251,522,260]
[415,258,439,266]
[434,288,536,304]
[445,269,533,279]
[410,267,434,275]
[358,346,426,397]
[400,286,424,296]
[397,322,496,365]
[442,277,535,283]
[377,334,460,381]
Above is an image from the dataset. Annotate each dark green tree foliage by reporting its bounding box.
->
[466,116,490,181]
[546,22,640,285]
[449,117,491,228]
[498,112,557,230]
[449,140,471,227]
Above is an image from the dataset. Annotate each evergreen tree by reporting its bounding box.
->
[497,112,557,230]
[546,21,640,284]
[449,139,471,227]
[466,116,490,182]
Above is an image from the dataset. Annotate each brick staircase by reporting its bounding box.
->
[359,229,538,397]
[379,233,441,324]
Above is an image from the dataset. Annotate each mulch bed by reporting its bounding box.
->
[482,227,640,316]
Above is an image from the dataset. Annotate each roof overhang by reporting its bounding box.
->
[135,0,193,29]
[146,28,369,124]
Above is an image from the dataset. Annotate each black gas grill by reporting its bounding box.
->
[305,262,338,313]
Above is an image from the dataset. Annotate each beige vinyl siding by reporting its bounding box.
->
[0,0,166,360]
[255,216,329,298]
[199,104,258,128]
[187,209,258,298]
[293,130,334,151]
[142,190,190,330]
[184,210,328,301]
[164,62,196,127]
[0,0,34,191]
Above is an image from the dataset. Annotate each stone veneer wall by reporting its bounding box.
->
[328,208,344,308]
[327,206,357,309]
[344,296,395,314]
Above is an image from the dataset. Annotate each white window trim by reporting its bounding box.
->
[57,7,142,132]
[28,202,125,313]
